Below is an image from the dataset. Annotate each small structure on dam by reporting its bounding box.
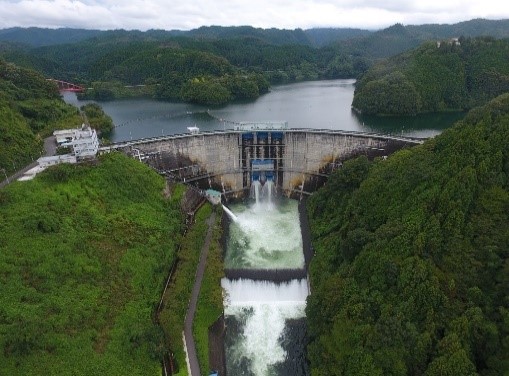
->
[99,124,423,200]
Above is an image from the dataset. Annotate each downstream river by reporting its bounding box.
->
[63,79,464,143]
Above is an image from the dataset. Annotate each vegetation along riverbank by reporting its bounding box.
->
[306,93,509,375]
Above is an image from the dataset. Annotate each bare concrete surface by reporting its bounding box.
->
[184,211,217,376]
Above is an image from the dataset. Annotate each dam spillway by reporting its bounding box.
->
[221,188,310,375]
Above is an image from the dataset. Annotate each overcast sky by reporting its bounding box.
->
[0,0,508,31]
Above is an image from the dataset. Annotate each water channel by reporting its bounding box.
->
[222,193,309,375]
[62,79,465,143]
[62,79,465,375]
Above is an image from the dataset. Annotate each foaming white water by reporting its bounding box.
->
[250,180,276,208]
[251,180,261,208]
[222,278,309,305]
[267,180,273,206]
[222,278,309,375]
[225,199,304,269]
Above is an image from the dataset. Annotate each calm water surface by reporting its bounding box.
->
[63,79,465,143]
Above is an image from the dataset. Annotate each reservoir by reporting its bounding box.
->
[62,79,464,142]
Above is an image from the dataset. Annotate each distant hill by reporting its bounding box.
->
[352,36,509,115]
[335,18,509,60]
[338,23,422,59]
[1,19,508,50]
[305,27,372,47]
[1,18,509,106]
[0,25,368,47]
[0,27,103,47]
[186,25,373,47]
[406,18,509,40]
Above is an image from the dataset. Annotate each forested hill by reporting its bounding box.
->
[306,93,509,375]
[0,20,509,106]
[0,27,103,47]
[1,19,509,48]
[0,59,82,175]
[0,25,371,47]
[352,37,509,115]
[2,19,508,106]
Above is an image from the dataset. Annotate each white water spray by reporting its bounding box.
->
[222,204,238,222]
[250,180,261,207]
[222,278,309,305]
[266,180,274,208]
[225,199,304,269]
[222,278,309,375]
[223,193,309,375]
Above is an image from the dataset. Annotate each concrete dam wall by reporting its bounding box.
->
[100,129,423,198]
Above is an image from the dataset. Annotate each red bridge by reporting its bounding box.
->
[47,79,85,92]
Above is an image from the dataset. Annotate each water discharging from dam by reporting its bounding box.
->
[224,198,304,270]
[222,182,310,375]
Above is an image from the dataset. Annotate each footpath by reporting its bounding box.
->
[184,211,217,376]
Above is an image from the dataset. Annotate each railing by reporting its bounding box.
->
[99,128,425,152]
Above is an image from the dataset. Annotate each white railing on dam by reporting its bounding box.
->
[99,128,425,152]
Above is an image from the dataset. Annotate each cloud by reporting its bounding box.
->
[0,0,508,31]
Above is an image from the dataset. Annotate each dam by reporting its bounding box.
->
[101,124,423,375]
[100,125,423,198]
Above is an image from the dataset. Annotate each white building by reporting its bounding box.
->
[56,125,99,158]
[18,125,99,182]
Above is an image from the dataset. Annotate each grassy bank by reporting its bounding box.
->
[0,153,182,375]
[159,203,212,375]
[194,206,224,373]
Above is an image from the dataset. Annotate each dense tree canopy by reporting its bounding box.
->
[80,103,114,136]
[3,20,509,106]
[353,37,509,115]
[307,93,509,375]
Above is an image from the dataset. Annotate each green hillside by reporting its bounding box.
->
[0,59,83,175]
[306,93,509,374]
[0,153,183,375]
[352,37,509,115]
[3,19,509,107]
[28,40,270,105]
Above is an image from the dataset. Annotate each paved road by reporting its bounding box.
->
[44,135,57,157]
[0,136,56,189]
[184,212,217,376]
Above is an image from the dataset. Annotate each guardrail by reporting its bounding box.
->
[99,128,425,152]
